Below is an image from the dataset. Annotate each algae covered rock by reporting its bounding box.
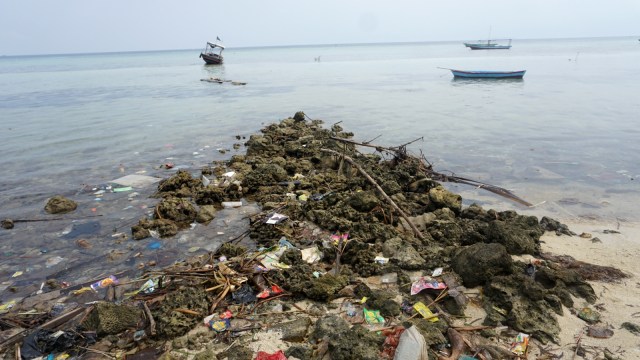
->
[451,242,513,287]
[483,274,561,343]
[196,205,217,223]
[82,302,141,335]
[44,195,77,214]
[304,274,348,301]
[486,213,543,255]
[391,243,426,270]
[156,197,197,224]
[428,185,462,213]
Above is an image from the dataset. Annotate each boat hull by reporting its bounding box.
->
[467,44,511,50]
[200,53,223,65]
[450,70,526,79]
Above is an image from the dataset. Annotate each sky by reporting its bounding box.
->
[1,0,639,56]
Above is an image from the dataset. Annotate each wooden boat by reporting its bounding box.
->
[463,39,512,50]
[449,69,526,79]
[199,40,224,65]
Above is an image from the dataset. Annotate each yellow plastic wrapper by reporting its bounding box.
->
[413,301,439,322]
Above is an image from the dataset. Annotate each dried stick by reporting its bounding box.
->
[143,301,156,336]
[321,148,424,240]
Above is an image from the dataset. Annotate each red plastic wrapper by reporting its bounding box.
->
[255,350,287,360]
[257,284,284,299]
[380,326,405,359]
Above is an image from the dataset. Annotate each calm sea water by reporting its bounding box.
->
[1,37,639,300]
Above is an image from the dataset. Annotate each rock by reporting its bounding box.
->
[391,243,425,270]
[196,205,217,223]
[348,191,379,212]
[271,317,311,342]
[428,185,462,213]
[156,197,197,224]
[304,274,348,301]
[131,225,150,240]
[382,237,403,257]
[1,219,14,229]
[82,302,141,336]
[285,344,313,359]
[540,216,576,236]
[313,315,350,341]
[451,243,513,287]
[483,274,561,344]
[44,195,77,214]
[408,318,448,346]
[486,214,543,255]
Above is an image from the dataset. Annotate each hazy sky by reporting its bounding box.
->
[1,0,638,56]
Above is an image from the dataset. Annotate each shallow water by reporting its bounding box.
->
[1,37,639,301]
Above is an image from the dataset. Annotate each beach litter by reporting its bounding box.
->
[0,113,629,360]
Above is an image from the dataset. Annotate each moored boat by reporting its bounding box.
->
[449,69,526,79]
[199,39,224,65]
[463,39,512,50]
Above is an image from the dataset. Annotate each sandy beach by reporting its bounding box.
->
[536,219,640,359]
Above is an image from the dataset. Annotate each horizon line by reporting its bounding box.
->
[2,34,637,58]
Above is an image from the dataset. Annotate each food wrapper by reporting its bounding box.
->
[410,278,446,295]
[413,301,439,322]
[363,308,385,325]
[510,332,530,355]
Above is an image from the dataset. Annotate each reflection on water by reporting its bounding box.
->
[451,77,524,85]
[1,37,639,302]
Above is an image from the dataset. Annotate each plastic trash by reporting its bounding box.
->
[278,237,295,249]
[222,201,243,208]
[381,273,398,284]
[20,329,96,359]
[266,213,288,224]
[381,327,405,359]
[90,275,118,291]
[374,256,389,264]
[413,302,438,322]
[257,285,284,299]
[301,246,322,263]
[113,186,133,192]
[232,283,257,304]
[431,267,443,276]
[363,308,385,325]
[255,350,287,360]
[345,302,357,317]
[410,278,446,295]
[393,325,428,360]
[510,333,530,355]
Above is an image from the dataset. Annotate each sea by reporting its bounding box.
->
[1,37,639,302]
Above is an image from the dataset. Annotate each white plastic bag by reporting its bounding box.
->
[394,325,428,360]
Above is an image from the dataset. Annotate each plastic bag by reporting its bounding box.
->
[393,326,428,360]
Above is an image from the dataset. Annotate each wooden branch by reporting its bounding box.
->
[331,136,532,207]
[143,301,156,336]
[321,148,424,240]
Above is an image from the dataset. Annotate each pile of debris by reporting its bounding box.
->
[0,113,632,359]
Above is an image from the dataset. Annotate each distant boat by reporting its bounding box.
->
[463,39,512,50]
[199,39,224,65]
[464,26,512,49]
[447,69,526,79]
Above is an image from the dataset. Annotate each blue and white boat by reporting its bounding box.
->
[449,69,526,79]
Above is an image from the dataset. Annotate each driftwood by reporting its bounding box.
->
[330,136,533,207]
[143,301,156,336]
[320,148,425,240]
